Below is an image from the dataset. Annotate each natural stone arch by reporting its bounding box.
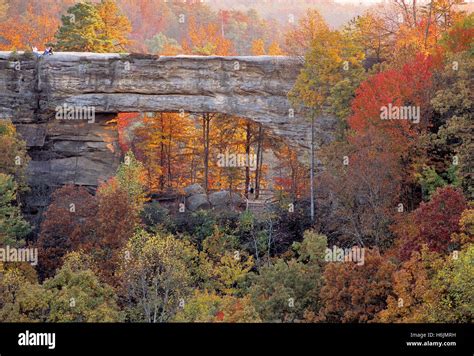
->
[0,52,336,194]
[40,53,316,145]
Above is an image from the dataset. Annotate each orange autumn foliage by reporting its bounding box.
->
[314,249,397,323]
[184,16,234,56]
[0,5,59,50]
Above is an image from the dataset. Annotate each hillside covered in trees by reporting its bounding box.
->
[0,0,472,324]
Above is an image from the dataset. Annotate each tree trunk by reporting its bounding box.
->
[310,112,315,224]
[159,113,165,191]
[244,122,251,198]
[167,115,173,187]
[424,1,433,49]
[255,124,263,199]
[202,113,211,193]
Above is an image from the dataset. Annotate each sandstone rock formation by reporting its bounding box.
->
[184,183,206,196]
[186,194,211,212]
[0,51,337,216]
[208,190,245,209]
[184,189,245,212]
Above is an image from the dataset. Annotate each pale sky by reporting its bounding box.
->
[334,0,383,3]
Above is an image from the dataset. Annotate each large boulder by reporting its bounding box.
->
[186,194,210,211]
[209,190,245,209]
[184,183,205,196]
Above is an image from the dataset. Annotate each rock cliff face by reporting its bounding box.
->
[0,52,336,214]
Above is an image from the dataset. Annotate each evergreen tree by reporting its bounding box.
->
[54,1,130,52]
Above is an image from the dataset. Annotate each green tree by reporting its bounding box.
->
[54,1,131,52]
[44,252,122,322]
[427,51,473,197]
[0,253,121,322]
[55,2,106,52]
[430,243,474,322]
[201,227,255,296]
[416,165,461,200]
[115,150,148,212]
[0,268,49,322]
[145,32,180,54]
[289,23,365,222]
[248,230,326,322]
[0,174,30,246]
[345,12,392,63]
[210,251,254,296]
[172,210,216,249]
[118,230,212,322]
